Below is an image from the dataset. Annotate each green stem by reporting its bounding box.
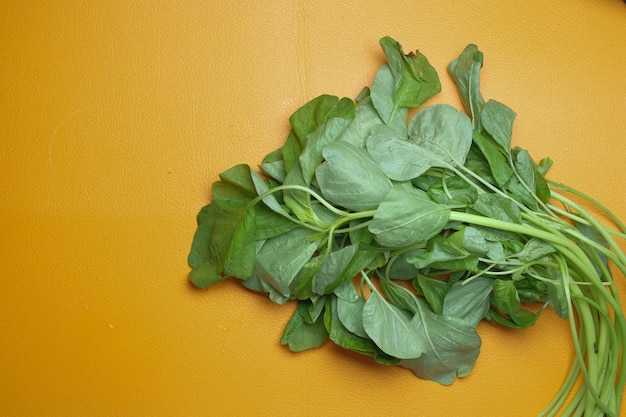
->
[549,183,626,234]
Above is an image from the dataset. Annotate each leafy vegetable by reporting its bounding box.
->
[188,37,626,416]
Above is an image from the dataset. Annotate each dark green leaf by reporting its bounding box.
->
[281,300,328,352]
[325,295,399,364]
[516,238,556,263]
[448,44,485,130]
[481,99,516,150]
[188,205,217,268]
[414,274,450,315]
[408,234,479,272]
[378,36,441,112]
[387,250,423,280]
[283,163,319,225]
[260,147,286,183]
[443,277,493,327]
[473,193,522,224]
[471,131,513,187]
[223,207,257,278]
[492,279,521,315]
[282,131,302,175]
[291,257,324,300]
[254,204,298,240]
[188,261,225,289]
[289,94,355,145]
[314,244,359,295]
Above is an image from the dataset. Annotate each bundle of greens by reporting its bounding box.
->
[188,37,626,416]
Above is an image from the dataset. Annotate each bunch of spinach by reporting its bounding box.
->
[188,36,626,416]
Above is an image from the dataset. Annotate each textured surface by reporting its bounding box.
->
[1,1,625,416]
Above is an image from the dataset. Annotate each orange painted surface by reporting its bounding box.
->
[1,1,625,416]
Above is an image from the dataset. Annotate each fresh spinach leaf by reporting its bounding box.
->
[369,182,450,248]
[316,139,392,211]
[447,44,485,131]
[443,277,493,327]
[481,99,516,151]
[366,124,431,181]
[408,104,473,168]
[289,94,355,145]
[281,300,329,352]
[254,228,320,297]
[378,36,441,114]
[362,288,429,359]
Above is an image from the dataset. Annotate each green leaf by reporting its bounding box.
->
[307,295,328,323]
[218,164,257,196]
[188,205,217,269]
[339,87,386,148]
[188,261,225,289]
[241,267,289,304]
[443,277,493,327]
[223,207,257,278]
[492,279,521,315]
[414,275,450,315]
[289,94,355,145]
[291,257,324,300]
[408,104,473,167]
[282,131,302,175]
[318,244,380,295]
[369,63,409,132]
[516,238,556,263]
[425,175,478,206]
[249,168,292,218]
[509,148,551,206]
[487,308,539,329]
[473,193,522,224]
[369,182,450,248]
[448,44,485,131]
[325,295,399,365]
[314,244,359,295]
[260,147,286,183]
[300,117,353,184]
[471,131,513,187]
[408,234,479,272]
[336,295,368,339]
[366,124,431,181]
[399,297,482,385]
[481,99,516,150]
[281,300,329,352]
[387,250,423,280]
[254,204,297,240]
[362,289,428,359]
[254,228,320,297]
[380,276,422,314]
[283,163,319,225]
[316,139,392,211]
[459,226,490,256]
[378,36,441,113]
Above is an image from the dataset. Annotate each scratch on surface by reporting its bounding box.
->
[217,318,243,333]
[48,108,86,165]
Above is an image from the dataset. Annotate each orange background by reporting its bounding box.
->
[1,1,625,416]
